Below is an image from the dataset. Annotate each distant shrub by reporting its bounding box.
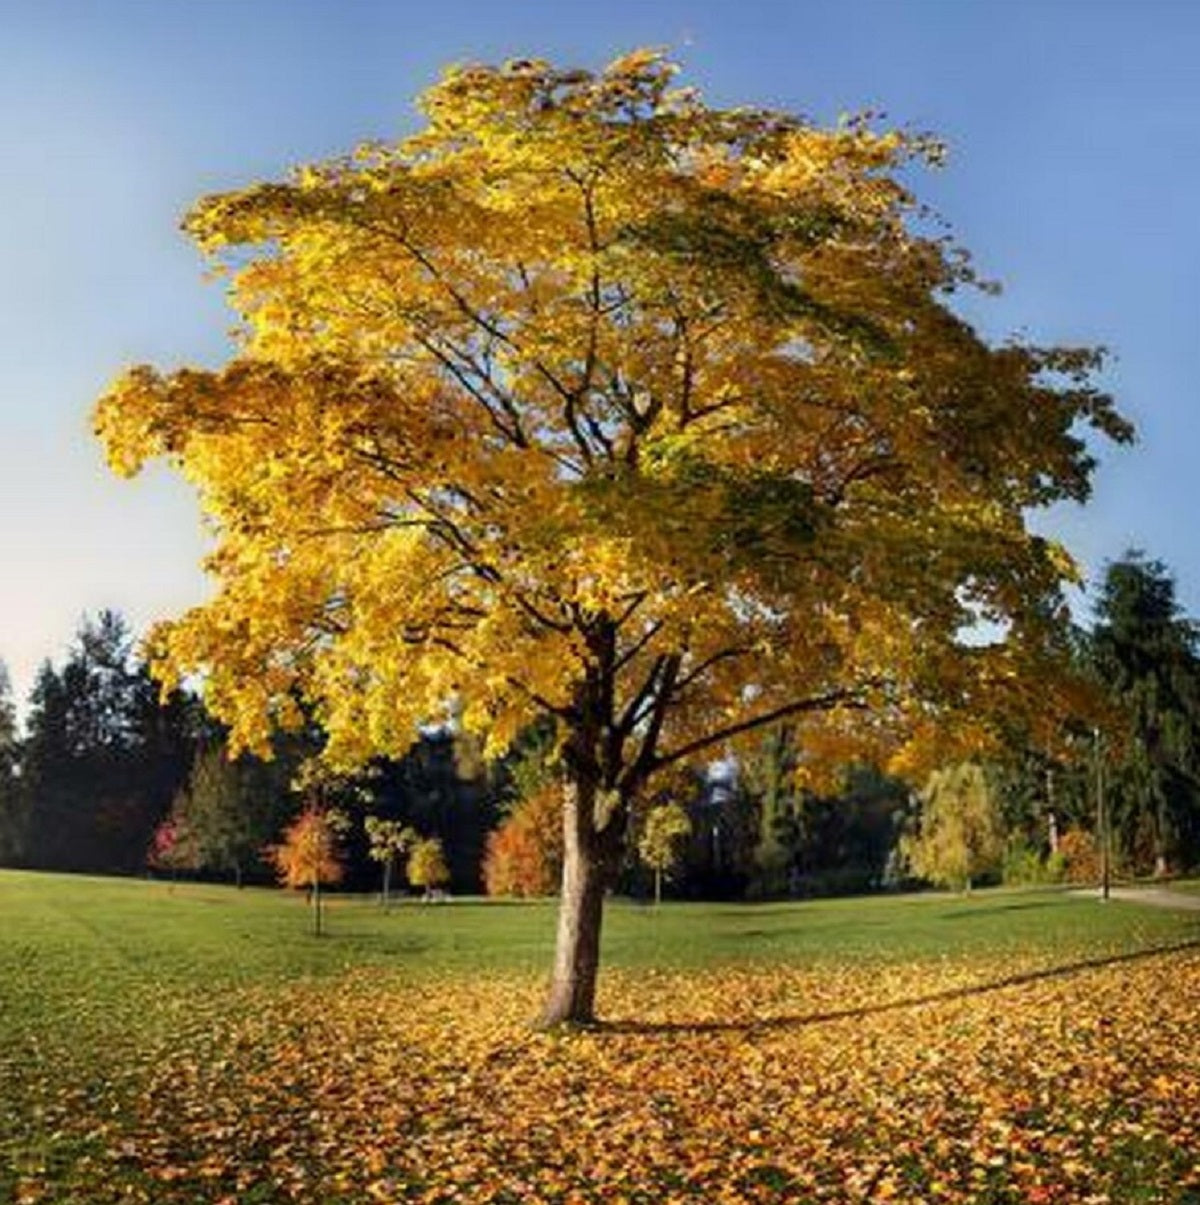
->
[1002,841,1062,886]
[1057,827,1099,883]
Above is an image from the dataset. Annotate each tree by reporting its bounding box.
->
[483,783,563,897]
[163,743,248,882]
[407,836,450,900]
[94,51,1129,1024]
[20,612,198,874]
[0,662,23,865]
[161,739,299,886]
[741,725,800,897]
[364,815,416,907]
[638,802,692,904]
[366,727,498,892]
[268,806,347,934]
[901,763,1006,892]
[1089,552,1200,874]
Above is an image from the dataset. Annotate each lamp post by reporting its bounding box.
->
[1095,728,1110,902]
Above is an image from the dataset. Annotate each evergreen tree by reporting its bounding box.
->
[159,740,291,885]
[0,662,23,864]
[21,612,198,873]
[1090,552,1200,873]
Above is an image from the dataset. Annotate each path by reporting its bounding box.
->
[1072,885,1200,911]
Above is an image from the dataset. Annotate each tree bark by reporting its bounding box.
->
[540,778,612,1027]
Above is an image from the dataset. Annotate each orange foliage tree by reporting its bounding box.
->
[1056,826,1101,884]
[95,51,1129,1023]
[484,784,564,897]
[267,806,346,934]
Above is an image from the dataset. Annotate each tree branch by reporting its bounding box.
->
[651,686,874,772]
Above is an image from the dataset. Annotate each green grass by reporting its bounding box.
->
[3,869,1197,988]
[2,869,1196,1047]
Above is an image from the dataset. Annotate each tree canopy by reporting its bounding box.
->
[94,50,1129,1023]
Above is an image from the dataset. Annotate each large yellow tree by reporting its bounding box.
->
[95,51,1129,1024]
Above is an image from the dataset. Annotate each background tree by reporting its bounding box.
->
[483,783,564,897]
[161,743,250,885]
[1089,552,1200,874]
[95,51,1130,1024]
[638,802,692,905]
[268,805,347,935]
[20,612,197,874]
[409,838,453,906]
[741,725,799,898]
[901,763,1005,892]
[364,815,416,907]
[0,662,24,865]
[366,728,498,892]
[791,765,912,896]
[483,728,564,897]
[407,836,450,901]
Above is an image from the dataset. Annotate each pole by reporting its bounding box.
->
[1095,729,1110,902]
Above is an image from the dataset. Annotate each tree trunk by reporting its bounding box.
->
[654,866,662,907]
[540,778,611,1027]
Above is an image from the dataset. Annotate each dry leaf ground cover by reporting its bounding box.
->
[2,872,1199,1204]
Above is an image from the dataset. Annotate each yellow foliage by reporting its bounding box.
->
[637,802,692,874]
[94,50,1127,818]
[406,836,450,893]
[901,763,1006,891]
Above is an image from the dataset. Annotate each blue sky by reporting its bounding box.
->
[3,0,1199,715]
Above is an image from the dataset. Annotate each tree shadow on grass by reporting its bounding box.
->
[935,900,1060,920]
[601,938,1200,1037]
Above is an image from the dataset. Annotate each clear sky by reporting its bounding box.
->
[3,0,1199,718]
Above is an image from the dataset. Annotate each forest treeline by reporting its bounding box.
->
[1,550,1199,898]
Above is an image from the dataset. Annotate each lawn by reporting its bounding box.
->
[2,870,1199,1203]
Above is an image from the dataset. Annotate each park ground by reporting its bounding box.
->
[2,872,1199,1203]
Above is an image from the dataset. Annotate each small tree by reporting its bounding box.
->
[268,806,347,934]
[638,802,693,905]
[901,763,1005,893]
[364,816,416,908]
[407,836,450,901]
